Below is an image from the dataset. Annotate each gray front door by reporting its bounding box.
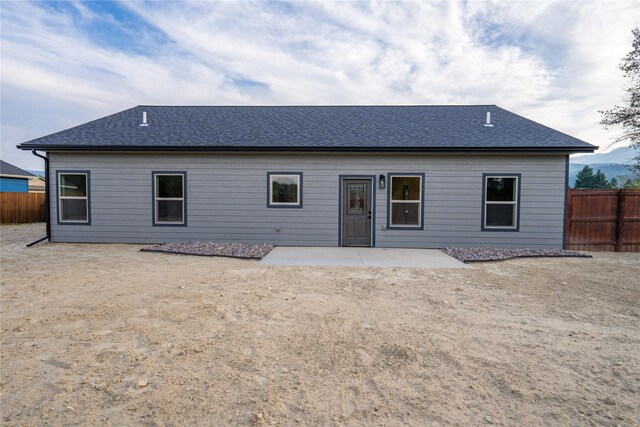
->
[342,179,372,246]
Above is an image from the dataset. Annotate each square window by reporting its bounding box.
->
[391,202,420,226]
[157,175,183,198]
[60,174,87,197]
[391,176,421,201]
[268,173,302,207]
[61,199,88,222]
[485,204,515,227]
[486,178,516,202]
[157,200,184,223]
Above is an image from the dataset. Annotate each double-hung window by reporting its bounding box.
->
[153,172,186,225]
[388,174,424,229]
[483,174,520,230]
[267,172,303,208]
[57,171,90,224]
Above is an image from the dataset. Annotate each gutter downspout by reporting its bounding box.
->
[27,150,50,246]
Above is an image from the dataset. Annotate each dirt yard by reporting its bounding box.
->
[1,224,639,426]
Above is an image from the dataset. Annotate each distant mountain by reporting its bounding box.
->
[572,146,636,165]
[27,170,45,177]
[569,163,634,187]
[569,146,638,187]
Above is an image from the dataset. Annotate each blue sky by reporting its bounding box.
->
[1,0,638,169]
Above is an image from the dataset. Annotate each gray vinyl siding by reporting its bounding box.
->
[48,152,567,248]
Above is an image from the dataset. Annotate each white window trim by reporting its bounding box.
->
[389,175,423,228]
[484,175,518,229]
[155,173,185,225]
[58,173,88,223]
[269,174,301,206]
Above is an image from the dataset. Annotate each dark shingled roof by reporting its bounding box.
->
[17,105,596,152]
[0,160,35,177]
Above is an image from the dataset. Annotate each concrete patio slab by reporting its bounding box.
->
[260,247,468,268]
[261,247,364,266]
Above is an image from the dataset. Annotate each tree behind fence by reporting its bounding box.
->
[0,192,46,224]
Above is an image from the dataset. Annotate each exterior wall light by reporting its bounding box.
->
[379,174,386,189]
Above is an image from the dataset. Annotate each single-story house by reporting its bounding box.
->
[17,105,596,248]
[0,160,37,193]
[27,176,46,193]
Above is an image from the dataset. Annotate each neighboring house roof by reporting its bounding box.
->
[17,105,597,153]
[0,160,35,178]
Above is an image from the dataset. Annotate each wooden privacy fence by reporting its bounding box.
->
[566,189,640,252]
[0,192,46,224]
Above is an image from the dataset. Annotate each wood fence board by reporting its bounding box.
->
[0,192,46,224]
[567,189,640,252]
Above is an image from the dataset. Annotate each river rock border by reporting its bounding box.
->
[441,247,592,263]
[141,242,274,260]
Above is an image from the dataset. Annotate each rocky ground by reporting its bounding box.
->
[1,223,639,426]
[441,247,592,263]
[141,242,274,259]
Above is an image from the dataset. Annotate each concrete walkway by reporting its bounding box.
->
[260,247,468,268]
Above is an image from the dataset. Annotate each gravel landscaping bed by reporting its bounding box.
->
[441,247,592,263]
[140,242,274,260]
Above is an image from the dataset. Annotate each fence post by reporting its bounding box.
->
[615,189,625,252]
[565,189,573,249]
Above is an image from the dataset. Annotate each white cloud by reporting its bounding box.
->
[1,0,638,169]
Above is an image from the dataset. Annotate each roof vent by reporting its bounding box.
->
[139,111,148,127]
[483,111,494,127]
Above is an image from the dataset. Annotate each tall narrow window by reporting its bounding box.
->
[153,172,186,225]
[483,175,519,230]
[58,171,90,224]
[388,174,423,229]
[267,172,303,208]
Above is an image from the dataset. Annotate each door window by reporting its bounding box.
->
[348,183,365,214]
